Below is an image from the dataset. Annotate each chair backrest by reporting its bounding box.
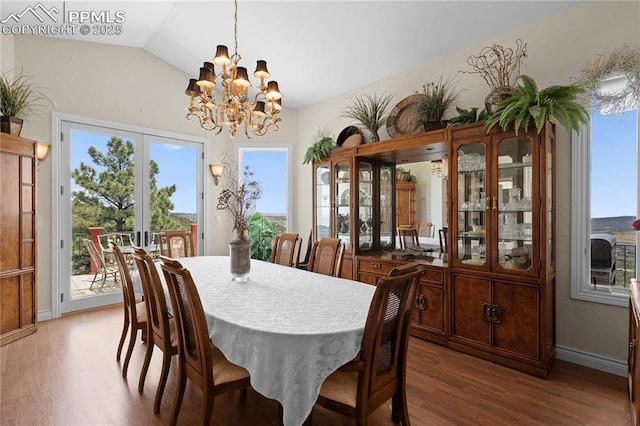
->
[132,246,171,346]
[397,226,419,250]
[84,238,107,270]
[270,233,302,267]
[98,233,133,254]
[359,262,423,402]
[159,256,213,385]
[417,222,435,238]
[159,230,190,258]
[439,227,448,253]
[111,242,138,316]
[307,237,344,277]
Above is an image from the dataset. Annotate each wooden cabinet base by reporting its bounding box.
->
[448,340,555,378]
[1,324,37,347]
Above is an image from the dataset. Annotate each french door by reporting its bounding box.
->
[58,119,204,312]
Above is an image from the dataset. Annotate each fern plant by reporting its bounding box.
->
[303,136,337,164]
[485,74,589,134]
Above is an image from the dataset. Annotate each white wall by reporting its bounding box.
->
[294,1,639,363]
[6,0,639,366]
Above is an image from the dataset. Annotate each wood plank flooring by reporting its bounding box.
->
[0,304,631,425]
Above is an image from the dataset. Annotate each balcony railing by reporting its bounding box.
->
[615,243,637,288]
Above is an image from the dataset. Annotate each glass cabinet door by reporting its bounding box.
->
[315,164,330,240]
[335,161,351,251]
[379,165,393,248]
[456,142,487,266]
[496,136,534,272]
[357,162,374,250]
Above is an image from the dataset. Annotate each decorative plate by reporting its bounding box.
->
[386,94,427,139]
[340,189,350,205]
[337,126,362,147]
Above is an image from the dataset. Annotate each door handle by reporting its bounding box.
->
[144,231,149,246]
[136,231,141,246]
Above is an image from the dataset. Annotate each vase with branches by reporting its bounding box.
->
[216,154,263,281]
[461,39,528,113]
[341,91,394,142]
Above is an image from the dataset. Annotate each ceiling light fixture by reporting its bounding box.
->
[185,0,282,139]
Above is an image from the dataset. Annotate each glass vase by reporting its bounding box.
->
[229,235,251,282]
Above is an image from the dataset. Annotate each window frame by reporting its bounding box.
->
[571,108,640,307]
[236,143,293,232]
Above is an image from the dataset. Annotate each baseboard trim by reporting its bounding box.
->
[38,310,53,322]
[556,345,627,377]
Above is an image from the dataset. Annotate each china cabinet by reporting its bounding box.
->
[1,133,38,346]
[310,122,555,377]
[448,121,555,377]
[312,150,354,279]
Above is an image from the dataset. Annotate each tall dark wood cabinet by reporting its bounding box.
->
[448,122,555,377]
[1,133,38,346]
[395,181,416,228]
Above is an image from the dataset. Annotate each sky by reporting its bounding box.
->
[70,129,287,216]
[590,109,638,219]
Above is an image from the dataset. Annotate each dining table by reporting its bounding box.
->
[154,255,376,426]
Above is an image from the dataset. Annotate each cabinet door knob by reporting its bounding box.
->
[371,263,381,269]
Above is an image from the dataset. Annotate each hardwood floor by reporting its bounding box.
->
[1,304,631,425]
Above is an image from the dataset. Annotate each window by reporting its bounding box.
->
[237,144,292,233]
[571,78,639,306]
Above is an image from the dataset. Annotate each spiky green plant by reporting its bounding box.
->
[417,75,461,124]
[0,70,48,118]
[447,106,489,127]
[485,74,589,134]
[303,136,337,164]
[341,92,394,142]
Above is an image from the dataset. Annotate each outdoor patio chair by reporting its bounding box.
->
[83,238,119,290]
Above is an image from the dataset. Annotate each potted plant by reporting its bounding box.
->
[341,91,394,142]
[485,74,589,135]
[417,75,461,131]
[303,136,337,164]
[0,70,48,136]
[396,167,417,183]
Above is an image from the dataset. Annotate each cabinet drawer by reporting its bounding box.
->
[358,259,397,275]
[420,268,444,285]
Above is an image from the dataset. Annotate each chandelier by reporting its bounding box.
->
[431,158,448,178]
[184,0,282,138]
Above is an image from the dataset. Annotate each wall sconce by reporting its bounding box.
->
[210,164,224,185]
[36,142,50,168]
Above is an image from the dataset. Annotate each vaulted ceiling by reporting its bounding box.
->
[1,1,584,109]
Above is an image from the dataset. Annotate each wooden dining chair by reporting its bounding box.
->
[439,227,448,253]
[111,242,147,379]
[131,246,178,414]
[417,222,435,238]
[159,230,191,258]
[269,233,302,267]
[159,256,251,426]
[397,226,419,250]
[314,262,423,425]
[307,237,344,277]
[83,238,119,290]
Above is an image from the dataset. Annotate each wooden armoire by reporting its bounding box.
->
[0,133,38,346]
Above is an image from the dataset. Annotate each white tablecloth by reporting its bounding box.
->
[166,256,375,426]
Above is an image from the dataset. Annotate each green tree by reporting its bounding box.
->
[247,213,277,261]
[71,136,183,234]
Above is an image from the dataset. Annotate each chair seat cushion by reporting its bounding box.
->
[211,345,250,384]
[319,369,358,408]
